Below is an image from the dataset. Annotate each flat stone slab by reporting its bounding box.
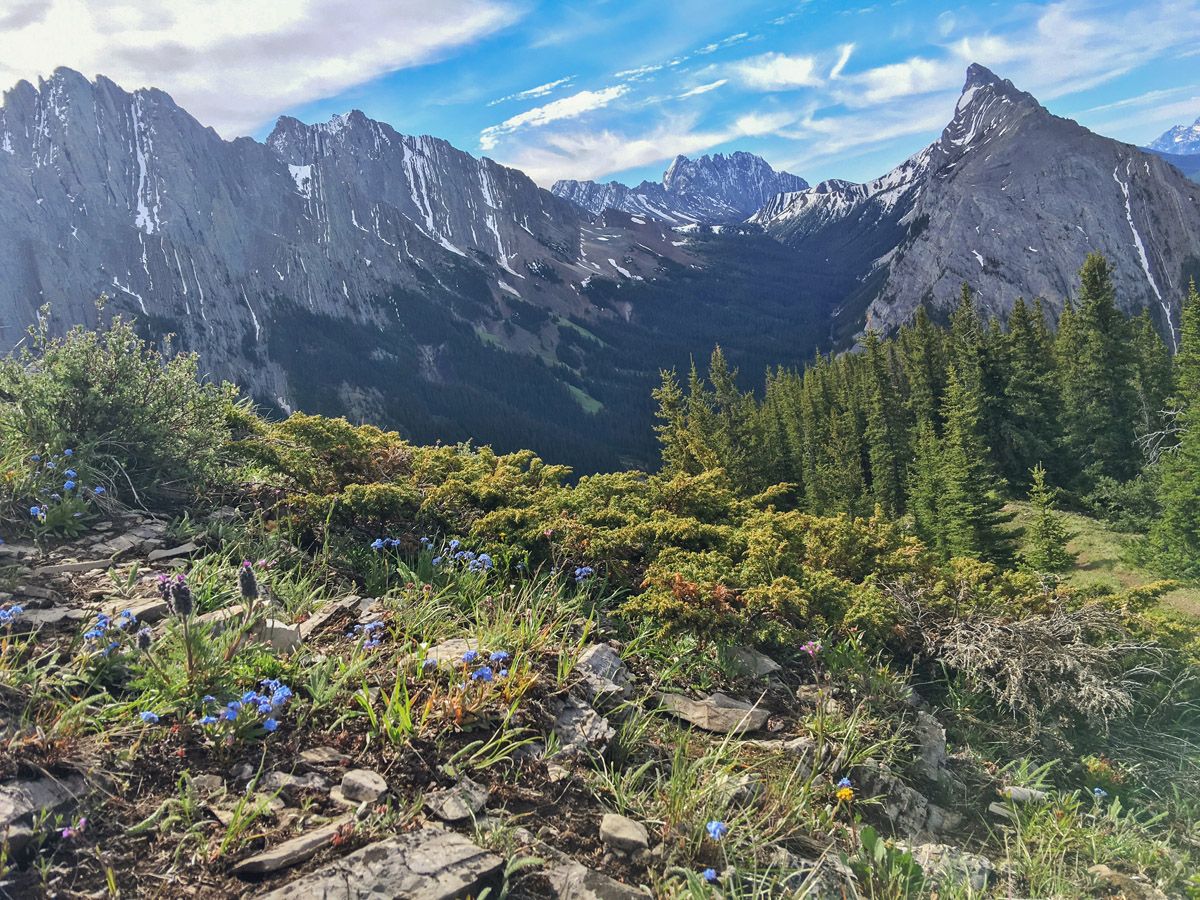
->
[100,595,170,624]
[420,638,479,670]
[146,542,200,562]
[35,559,115,575]
[545,860,650,899]
[257,827,504,899]
[233,819,346,877]
[659,692,769,734]
[0,774,85,847]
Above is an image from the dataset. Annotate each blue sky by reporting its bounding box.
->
[4,0,1200,188]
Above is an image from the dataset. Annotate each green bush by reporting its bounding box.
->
[0,311,237,507]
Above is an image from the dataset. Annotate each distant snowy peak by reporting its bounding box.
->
[552,151,807,225]
[1148,115,1200,155]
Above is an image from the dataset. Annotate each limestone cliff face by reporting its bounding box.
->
[753,64,1200,343]
[0,67,684,404]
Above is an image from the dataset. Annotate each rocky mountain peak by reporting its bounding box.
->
[1149,114,1200,155]
[553,150,807,225]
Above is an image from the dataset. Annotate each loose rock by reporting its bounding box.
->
[659,692,769,734]
[340,769,387,803]
[599,813,649,854]
[424,776,489,822]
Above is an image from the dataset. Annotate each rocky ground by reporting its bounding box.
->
[0,509,1185,899]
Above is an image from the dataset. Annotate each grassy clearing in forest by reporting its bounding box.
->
[1007,502,1200,618]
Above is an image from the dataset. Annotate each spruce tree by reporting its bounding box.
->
[1132,310,1172,441]
[907,416,947,557]
[1150,280,1200,578]
[939,364,1016,562]
[863,331,907,517]
[1057,253,1139,484]
[999,297,1060,488]
[899,306,947,429]
[1019,463,1076,573]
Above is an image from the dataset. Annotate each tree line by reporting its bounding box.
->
[653,252,1200,575]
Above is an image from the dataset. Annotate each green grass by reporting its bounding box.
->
[1006,502,1200,618]
[565,383,603,414]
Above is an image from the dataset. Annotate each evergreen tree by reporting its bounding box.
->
[998,297,1060,487]
[1132,310,1172,441]
[863,331,907,517]
[1150,280,1200,579]
[1174,279,1200,405]
[939,364,1016,562]
[1057,253,1139,484]
[1019,463,1076,573]
[652,368,692,475]
[899,306,947,429]
[907,416,947,557]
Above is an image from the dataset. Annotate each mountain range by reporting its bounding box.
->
[551,152,807,226]
[0,64,1198,469]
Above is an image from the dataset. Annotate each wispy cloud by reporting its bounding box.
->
[697,31,751,54]
[677,78,728,99]
[480,84,631,150]
[829,43,854,79]
[732,52,824,90]
[488,76,574,106]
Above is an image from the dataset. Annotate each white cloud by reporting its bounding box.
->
[837,55,960,106]
[488,76,574,106]
[0,0,517,136]
[733,51,824,90]
[829,44,854,79]
[936,11,956,38]
[677,79,728,99]
[697,32,751,55]
[480,84,631,150]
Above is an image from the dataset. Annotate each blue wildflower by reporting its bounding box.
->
[706,821,728,841]
[262,718,279,732]
[63,449,73,457]
[64,480,76,491]
[422,658,437,669]
[370,538,385,551]
[64,469,77,479]
[140,711,160,724]
[420,537,431,546]
[29,505,40,517]
[93,486,106,495]
[837,777,852,789]
[489,650,510,664]
[432,556,443,566]
[471,666,494,683]
[198,715,218,726]
[574,566,595,583]
[462,649,479,664]
[703,868,719,883]
[202,695,216,705]
[220,707,238,721]
[449,539,461,551]
[1093,787,1109,799]
[30,454,40,462]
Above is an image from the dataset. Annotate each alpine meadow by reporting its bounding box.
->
[1,3,1200,899]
